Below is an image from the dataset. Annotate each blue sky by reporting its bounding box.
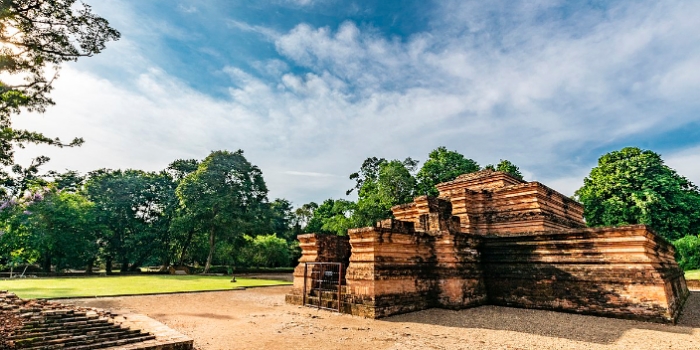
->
[14,0,700,205]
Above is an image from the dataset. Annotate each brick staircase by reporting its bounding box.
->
[0,291,193,350]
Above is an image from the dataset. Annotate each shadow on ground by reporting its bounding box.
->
[383,291,700,344]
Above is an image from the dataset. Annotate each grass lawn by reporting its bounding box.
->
[0,275,291,299]
[685,270,700,280]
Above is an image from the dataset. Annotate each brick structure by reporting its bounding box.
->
[286,170,690,323]
[0,290,193,350]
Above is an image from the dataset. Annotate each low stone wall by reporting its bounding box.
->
[482,225,689,323]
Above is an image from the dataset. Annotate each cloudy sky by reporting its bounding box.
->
[13,0,700,206]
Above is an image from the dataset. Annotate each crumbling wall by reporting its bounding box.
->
[285,233,351,306]
[344,199,487,318]
[482,225,689,322]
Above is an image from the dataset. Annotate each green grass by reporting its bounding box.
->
[685,270,700,280]
[0,275,291,299]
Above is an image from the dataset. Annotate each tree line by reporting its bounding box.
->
[0,151,300,274]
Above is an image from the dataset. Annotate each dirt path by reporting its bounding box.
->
[63,287,700,350]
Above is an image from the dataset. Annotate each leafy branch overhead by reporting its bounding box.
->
[0,0,120,166]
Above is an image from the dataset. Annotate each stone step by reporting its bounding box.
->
[17,331,154,349]
[12,326,145,346]
[9,324,117,340]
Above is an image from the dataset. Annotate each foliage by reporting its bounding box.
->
[0,0,119,169]
[176,150,268,273]
[85,169,174,273]
[673,235,700,271]
[352,159,417,228]
[239,234,291,268]
[267,198,296,242]
[416,147,480,196]
[0,187,95,272]
[492,159,524,180]
[305,198,355,235]
[320,199,358,236]
[293,201,317,231]
[575,147,700,241]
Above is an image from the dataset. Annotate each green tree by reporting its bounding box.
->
[321,199,358,236]
[575,147,700,241]
[293,201,317,232]
[85,169,173,273]
[416,147,480,196]
[673,235,700,271]
[1,187,96,272]
[1,0,120,172]
[352,159,417,228]
[268,198,295,242]
[176,150,268,273]
[239,233,291,268]
[483,159,524,180]
[165,159,201,267]
[305,198,354,235]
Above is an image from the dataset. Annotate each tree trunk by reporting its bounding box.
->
[204,228,215,274]
[105,256,113,275]
[178,230,195,266]
[85,259,94,275]
[42,255,52,273]
[120,256,129,273]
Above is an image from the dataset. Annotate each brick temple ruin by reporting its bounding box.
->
[286,170,689,323]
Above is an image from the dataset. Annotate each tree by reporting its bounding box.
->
[575,147,700,241]
[1,187,96,272]
[293,201,317,232]
[267,198,295,242]
[239,234,291,268]
[673,235,700,271]
[352,159,417,228]
[1,0,120,167]
[305,198,354,235]
[416,147,480,196]
[176,150,268,273]
[483,159,524,180]
[85,169,172,273]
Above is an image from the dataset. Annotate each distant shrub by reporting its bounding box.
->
[673,235,700,271]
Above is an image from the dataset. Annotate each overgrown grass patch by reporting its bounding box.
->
[0,275,290,299]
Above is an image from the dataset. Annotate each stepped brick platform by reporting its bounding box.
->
[0,291,193,350]
[286,170,690,323]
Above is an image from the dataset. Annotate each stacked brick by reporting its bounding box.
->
[0,291,193,350]
[286,170,689,323]
[482,225,689,322]
[284,233,351,306]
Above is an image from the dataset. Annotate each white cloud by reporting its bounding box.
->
[12,0,700,205]
[665,146,700,187]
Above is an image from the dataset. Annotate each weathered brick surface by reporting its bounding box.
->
[286,170,689,323]
[286,234,351,305]
[482,225,689,322]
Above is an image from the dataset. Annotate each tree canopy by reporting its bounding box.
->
[1,0,120,168]
[176,150,269,273]
[575,147,700,241]
[415,147,480,196]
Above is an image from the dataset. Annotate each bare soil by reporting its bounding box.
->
[63,286,700,350]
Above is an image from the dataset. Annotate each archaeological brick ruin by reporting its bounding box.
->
[286,170,690,323]
[0,290,193,350]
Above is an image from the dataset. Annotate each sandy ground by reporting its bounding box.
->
[63,286,700,350]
